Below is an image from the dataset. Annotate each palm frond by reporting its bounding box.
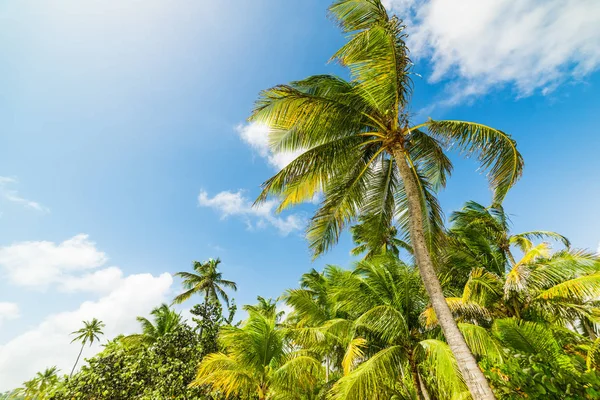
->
[423,120,524,204]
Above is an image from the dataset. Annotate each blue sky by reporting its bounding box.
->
[1,0,599,390]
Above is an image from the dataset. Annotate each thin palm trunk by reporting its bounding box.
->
[409,352,426,400]
[393,149,496,400]
[70,342,85,378]
[199,290,210,337]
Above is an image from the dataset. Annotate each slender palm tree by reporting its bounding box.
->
[69,318,104,378]
[190,310,323,400]
[250,1,523,397]
[173,258,237,309]
[123,304,182,346]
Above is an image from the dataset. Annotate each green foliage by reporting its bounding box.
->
[52,323,210,400]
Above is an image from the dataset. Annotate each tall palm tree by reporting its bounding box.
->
[250,1,523,397]
[69,318,104,378]
[190,310,323,400]
[124,303,182,346]
[173,258,237,309]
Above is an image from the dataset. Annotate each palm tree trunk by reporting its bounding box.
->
[199,291,210,337]
[69,342,85,378]
[393,149,496,400]
[583,319,597,340]
[408,351,426,400]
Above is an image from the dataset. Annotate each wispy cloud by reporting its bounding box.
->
[198,189,305,236]
[236,123,304,170]
[384,0,600,105]
[0,176,49,213]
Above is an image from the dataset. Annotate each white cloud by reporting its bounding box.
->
[236,123,304,170]
[0,303,20,326]
[0,272,173,391]
[384,0,600,104]
[0,176,49,213]
[0,234,108,289]
[198,190,305,236]
[60,266,124,294]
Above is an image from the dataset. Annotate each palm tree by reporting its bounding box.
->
[124,303,182,346]
[190,310,323,399]
[243,296,284,321]
[350,214,412,259]
[173,258,237,309]
[69,318,104,378]
[424,243,600,336]
[448,201,570,272]
[287,257,501,399]
[250,1,523,397]
[15,367,60,399]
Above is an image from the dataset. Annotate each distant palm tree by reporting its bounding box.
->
[69,318,105,378]
[15,366,59,399]
[250,1,523,397]
[124,303,182,346]
[350,215,412,259]
[191,311,323,400]
[173,258,237,310]
[243,296,284,321]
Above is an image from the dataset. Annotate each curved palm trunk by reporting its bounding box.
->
[69,342,85,378]
[393,150,496,400]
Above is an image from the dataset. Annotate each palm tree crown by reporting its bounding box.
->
[71,318,105,346]
[173,258,237,306]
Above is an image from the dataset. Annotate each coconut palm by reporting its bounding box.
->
[173,258,237,308]
[424,244,600,336]
[287,257,501,399]
[250,1,523,397]
[190,310,323,400]
[15,367,60,399]
[243,296,284,321]
[69,318,105,378]
[350,214,412,259]
[123,304,182,346]
[448,201,570,273]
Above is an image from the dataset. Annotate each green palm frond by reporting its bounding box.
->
[355,305,409,344]
[493,318,561,357]
[587,338,600,371]
[458,323,503,364]
[329,345,406,400]
[510,230,570,252]
[462,268,502,306]
[423,120,523,204]
[329,0,389,32]
[190,353,257,398]
[417,339,468,400]
[422,297,490,329]
[537,273,600,302]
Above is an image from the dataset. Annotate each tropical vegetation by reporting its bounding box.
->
[5,1,600,399]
